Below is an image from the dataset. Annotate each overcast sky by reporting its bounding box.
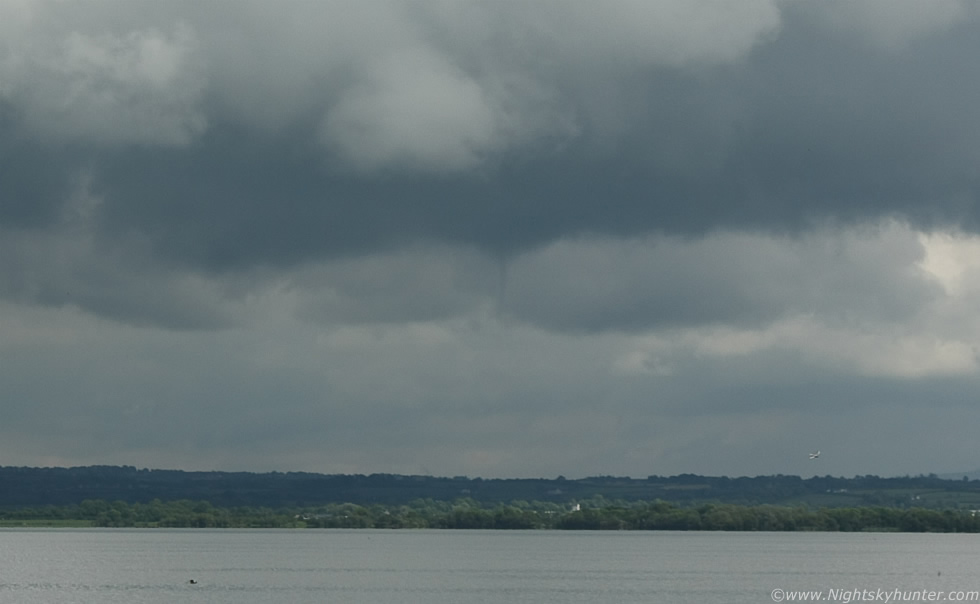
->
[3,0,980,479]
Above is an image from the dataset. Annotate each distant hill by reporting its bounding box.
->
[2,466,980,510]
[939,469,980,481]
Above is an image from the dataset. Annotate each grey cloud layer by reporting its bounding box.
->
[3,1,980,478]
[503,225,940,332]
[3,3,980,248]
[3,0,976,331]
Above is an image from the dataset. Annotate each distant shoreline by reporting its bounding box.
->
[3,466,980,510]
[2,498,978,533]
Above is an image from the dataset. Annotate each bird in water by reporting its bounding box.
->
[188,579,198,585]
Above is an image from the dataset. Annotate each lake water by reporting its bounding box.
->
[1,529,978,603]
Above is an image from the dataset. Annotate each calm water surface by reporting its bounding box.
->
[1,529,978,603]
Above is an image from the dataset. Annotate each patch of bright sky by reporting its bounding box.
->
[917,229,980,295]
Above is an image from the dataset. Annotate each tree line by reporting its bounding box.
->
[3,497,979,532]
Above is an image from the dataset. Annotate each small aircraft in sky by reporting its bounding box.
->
[809,451,821,459]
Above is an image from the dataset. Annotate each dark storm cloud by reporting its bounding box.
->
[1,0,977,333]
[0,134,77,227]
[720,4,980,229]
[132,22,980,277]
[4,2,979,275]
